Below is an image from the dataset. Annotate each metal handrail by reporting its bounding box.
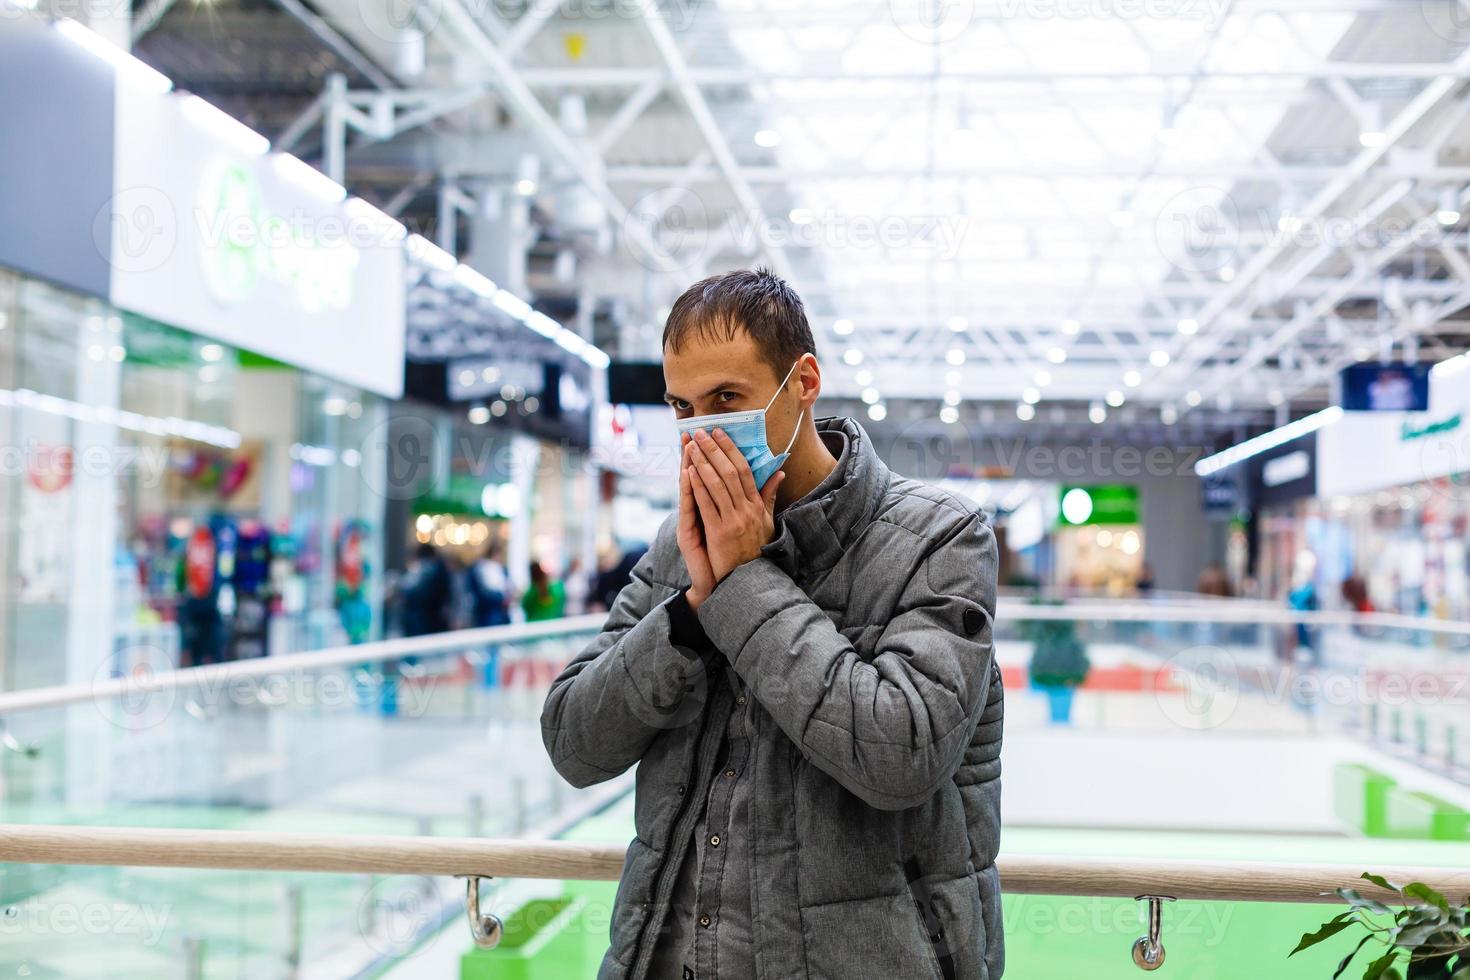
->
[0,614,607,715]
[2,599,1467,717]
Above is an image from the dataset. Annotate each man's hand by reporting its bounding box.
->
[683,428,783,609]
[676,433,717,609]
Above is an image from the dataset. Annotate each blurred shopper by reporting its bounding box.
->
[593,544,646,611]
[1196,563,1232,597]
[399,543,452,637]
[466,542,512,628]
[521,561,566,621]
[564,558,590,616]
[542,269,1003,980]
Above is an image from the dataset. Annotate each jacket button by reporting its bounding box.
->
[723,768,736,779]
[709,834,720,847]
[736,695,746,705]
[676,785,685,795]
[698,914,712,928]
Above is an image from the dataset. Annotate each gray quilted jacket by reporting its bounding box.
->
[542,417,1004,979]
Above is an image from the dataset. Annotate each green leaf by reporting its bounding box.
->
[1363,873,1403,894]
[1336,935,1376,979]
[1340,888,1396,917]
[1293,914,1356,956]
[1363,950,1399,980]
[1404,883,1452,914]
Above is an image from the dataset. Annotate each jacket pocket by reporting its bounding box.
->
[799,892,940,980]
[904,864,986,980]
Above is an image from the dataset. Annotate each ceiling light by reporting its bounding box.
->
[273,152,346,204]
[200,344,224,363]
[939,406,959,425]
[1160,405,1178,425]
[1185,390,1203,407]
[180,95,269,156]
[468,404,490,425]
[1149,349,1171,367]
[55,19,172,94]
[1123,369,1141,387]
[1219,265,1235,282]
[1437,188,1461,226]
[1061,319,1080,336]
[1177,317,1199,335]
[1267,389,1284,406]
[943,390,962,406]
[789,208,814,226]
[867,403,887,422]
[1089,404,1107,424]
[947,316,968,332]
[1021,387,1041,404]
[855,368,873,386]
[833,318,854,335]
[407,234,457,273]
[1359,130,1386,148]
[1046,347,1067,364]
[1106,390,1125,407]
[754,129,780,148]
[1016,402,1036,421]
[945,370,961,387]
[1195,406,1344,477]
[1278,214,1303,234]
[843,348,864,366]
[514,178,538,196]
[861,387,880,404]
[1033,369,1052,387]
[323,397,349,416]
[946,348,966,366]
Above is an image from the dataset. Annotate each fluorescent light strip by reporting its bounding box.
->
[344,197,406,245]
[272,152,346,204]
[1195,406,1343,478]
[0,388,241,449]
[179,94,268,157]
[55,19,172,95]
[491,290,533,320]
[407,234,457,273]
[453,264,498,298]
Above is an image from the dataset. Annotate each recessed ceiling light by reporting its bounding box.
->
[1149,349,1171,367]
[754,129,780,147]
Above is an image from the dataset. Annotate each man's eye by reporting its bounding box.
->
[673,401,691,412]
[717,391,738,403]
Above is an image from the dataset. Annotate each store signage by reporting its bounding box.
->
[1319,366,1470,497]
[1057,484,1139,526]
[1262,450,1310,488]
[1401,414,1461,442]
[195,159,359,313]
[1200,470,1238,512]
[107,85,404,397]
[1340,362,1431,412]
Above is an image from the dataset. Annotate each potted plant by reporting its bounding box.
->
[1024,604,1091,724]
[1291,872,1468,978]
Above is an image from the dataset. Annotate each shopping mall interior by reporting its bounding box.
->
[3,1,1470,977]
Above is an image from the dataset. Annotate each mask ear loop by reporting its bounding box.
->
[764,360,804,456]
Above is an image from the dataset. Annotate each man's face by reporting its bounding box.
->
[662,328,808,457]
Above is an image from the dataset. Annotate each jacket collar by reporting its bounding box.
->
[760,417,890,575]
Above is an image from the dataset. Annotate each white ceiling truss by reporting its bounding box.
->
[284,0,1470,432]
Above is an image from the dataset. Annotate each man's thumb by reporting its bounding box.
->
[761,471,785,510]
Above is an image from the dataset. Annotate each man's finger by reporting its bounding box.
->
[760,469,785,513]
[697,429,749,502]
[688,436,736,516]
[688,460,722,524]
[710,427,759,502]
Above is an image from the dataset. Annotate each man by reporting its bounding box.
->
[542,269,1004,979]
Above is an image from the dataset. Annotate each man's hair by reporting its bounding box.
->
[662,268,816,379]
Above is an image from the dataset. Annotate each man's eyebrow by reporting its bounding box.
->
[664,380,748,403]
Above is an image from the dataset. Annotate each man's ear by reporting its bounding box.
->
[797,352,822,406]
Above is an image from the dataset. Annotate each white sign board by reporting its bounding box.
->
[108,89,405,397]
[1317,364,1470,497]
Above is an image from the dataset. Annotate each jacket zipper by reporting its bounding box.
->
[905,857,957,980]
[630,673,729,980]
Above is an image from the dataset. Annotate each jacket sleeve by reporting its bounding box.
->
[696,510,998,811]
[540,521,709,788]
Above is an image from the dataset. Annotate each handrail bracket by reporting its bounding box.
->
[1131,895,1174,971]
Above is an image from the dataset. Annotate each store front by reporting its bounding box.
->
[1318,362,1470,618]
[0,33,405,687]
[1053,483,1145,595]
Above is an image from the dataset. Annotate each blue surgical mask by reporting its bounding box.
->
[675,360,803,490]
